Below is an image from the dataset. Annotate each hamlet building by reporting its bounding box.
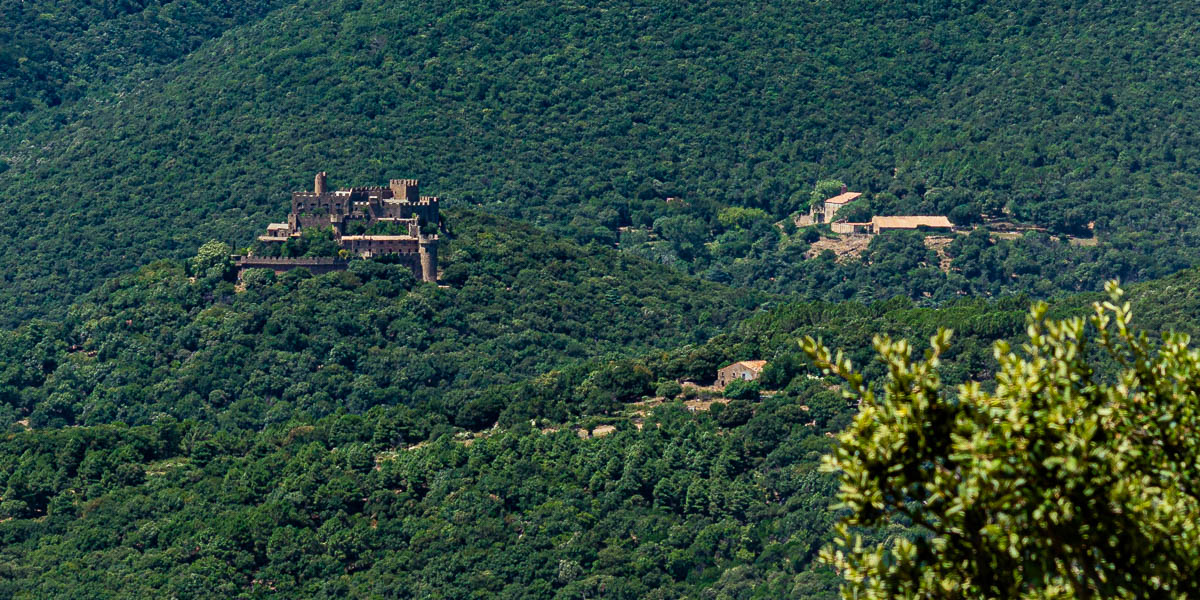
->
[716,360,768,388]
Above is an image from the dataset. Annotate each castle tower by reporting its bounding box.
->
[418,235,438,283]
[315,171,328,195]
[390,178,420,202]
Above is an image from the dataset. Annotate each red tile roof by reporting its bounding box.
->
[825,192,862,205]
[871,216,953,230]
[728,360,768,372]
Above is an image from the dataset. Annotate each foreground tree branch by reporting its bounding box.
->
[804,281,1200,599]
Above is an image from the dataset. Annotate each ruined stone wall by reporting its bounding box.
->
[398,253,424,281]
[830,222,870,234]
[296,213,332,231]
[412,199,438,227]
[371,198,439,226]
[824,200,843,222]
[235,256,349,277]
[339,236,420,256]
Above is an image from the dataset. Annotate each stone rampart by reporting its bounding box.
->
[235,256,350,277]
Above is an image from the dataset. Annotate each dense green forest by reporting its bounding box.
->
[4,1,1200,595]
[2,0,1200,322]
[0,210,762,433]
[0,0,289,123]
[0,403,844,598]
[4,216,1200,595]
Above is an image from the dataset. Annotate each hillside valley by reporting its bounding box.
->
[1,1,1199,322]
[3,0,1200,596]
[4,214,1200,595]
[0,210,762,434]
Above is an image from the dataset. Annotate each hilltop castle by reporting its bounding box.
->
[239,172,439,282]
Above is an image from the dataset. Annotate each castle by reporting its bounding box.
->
[238,172,439,282]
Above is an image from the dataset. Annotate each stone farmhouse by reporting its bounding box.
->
[805,185,954,235]
[716,360,767,388]
[809,186,862,224]
[237,172,439,282]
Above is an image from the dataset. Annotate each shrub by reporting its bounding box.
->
[655,380,683,399]
[722,379,760,401]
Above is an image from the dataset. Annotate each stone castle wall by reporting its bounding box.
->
[235,256,350,277]
[243,172,440,283]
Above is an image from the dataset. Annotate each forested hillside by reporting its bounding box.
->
[0,0,289,124]
[0,403,844,598]
[5,1,1200,596]
[2,0,1200,322]
[4,248,1200,596]
[0,210,761,434]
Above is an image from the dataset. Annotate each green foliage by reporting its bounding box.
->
[6,5,1200,594]
[3,1,1200,321]
[655,380,682,399]
[0,395,845,598]
[832,199,872,224]
[717,206,770,230]
[296,226,339,257]
[803,283,1200,598]
[188,240,232,280]
[0,210,760,432]
[653,215,709,262]
[3,239,1200,597]
[810,180,848,210]
[948,202,984,226]
[0,0,288,122]
[715,400,753,428]
[240,267,275,288]
[722,379,760,401]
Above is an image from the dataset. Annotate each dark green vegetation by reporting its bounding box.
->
[0,211,760,433]
[6,212,1199,595]
[5,0,1200,596]
[0,403,844,598]
[0,0,289,123]
[3,0,1200,323]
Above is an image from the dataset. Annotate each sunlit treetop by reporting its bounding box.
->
[805,282,1200,599]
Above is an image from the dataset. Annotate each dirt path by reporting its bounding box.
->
[923,235,956,272]
[805,234,872,262]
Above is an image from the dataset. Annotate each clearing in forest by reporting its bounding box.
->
[805,234,873,262]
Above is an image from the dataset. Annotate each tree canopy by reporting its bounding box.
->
[2,1,1200,322]
[805,283,1200,598]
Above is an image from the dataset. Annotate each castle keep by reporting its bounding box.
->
[240,172,439,282]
